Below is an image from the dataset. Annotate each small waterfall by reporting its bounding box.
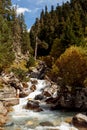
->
[8,78,78,130]
[13,79,49,115]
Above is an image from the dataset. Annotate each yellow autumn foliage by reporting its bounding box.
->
[56,46,87,87]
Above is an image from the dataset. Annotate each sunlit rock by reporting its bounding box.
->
[72,113,87,129]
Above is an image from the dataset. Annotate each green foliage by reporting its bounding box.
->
[56,46,87,87]
[47,64,59,82]
[30,0,87,58]
[11,68,29,82]
[26,56,35,68]
[0,42,15,73]
[41,56,54,68]
[50,38,65,60]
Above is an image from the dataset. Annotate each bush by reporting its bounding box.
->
[50,38,64,60]
[41,56,54,68]
[55,46,87,87]
[26,56,35,68]
[11,68,29,82]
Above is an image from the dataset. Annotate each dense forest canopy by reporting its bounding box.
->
[30,0,87,58]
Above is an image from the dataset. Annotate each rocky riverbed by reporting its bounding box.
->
[0,69,87,130]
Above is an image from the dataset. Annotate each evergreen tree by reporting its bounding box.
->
[18,13,31,54]
[30,0,87,58]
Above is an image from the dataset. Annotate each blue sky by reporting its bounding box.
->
[12,0,70,30]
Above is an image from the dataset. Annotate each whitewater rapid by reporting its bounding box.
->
[7,78,78,130]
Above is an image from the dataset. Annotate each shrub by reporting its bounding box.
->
[56,46,87,87]
[26,56,35,68]
[50,38,64,60]
[41,56,54,68]
[11,68,29,82]
[47,64,59,82]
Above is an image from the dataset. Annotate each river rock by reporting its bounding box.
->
[19,90,29,98]
[0,102,7,116]
[0,115,7,126]
[26,100,43,112]
[34,94,44,100]
[30,79,38,85]
[5,122,14,127]
[72,113,87,129]
[22,82,28,88]
[43,91,52,97]
[30,85,36,91]
[39,121,54,126]
[42,82,59,99]
[2,98,19,107]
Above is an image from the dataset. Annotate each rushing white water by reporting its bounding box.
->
[7,78,78,130]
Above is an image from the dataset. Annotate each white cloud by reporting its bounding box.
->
[16,7,31,15]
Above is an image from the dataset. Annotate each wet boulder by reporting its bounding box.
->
[30,79,38,85]
[42,82,59,98]
[42,91,52,97]
[26,100,43,112]
[72,113,87,129]
[5,122,14,127]
[19,91,29,98]
[39,121,54,126]
[34,94,44,100]
[30,85,36,91]
[22,82,28,88]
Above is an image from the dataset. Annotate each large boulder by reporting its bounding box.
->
[42,83,58,98]
[53,86,87,111]
[26,100,43,112]
[72,113,87,129]
[34,94,44,100]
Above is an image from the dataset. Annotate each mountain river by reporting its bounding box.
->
[4,79,78,130]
